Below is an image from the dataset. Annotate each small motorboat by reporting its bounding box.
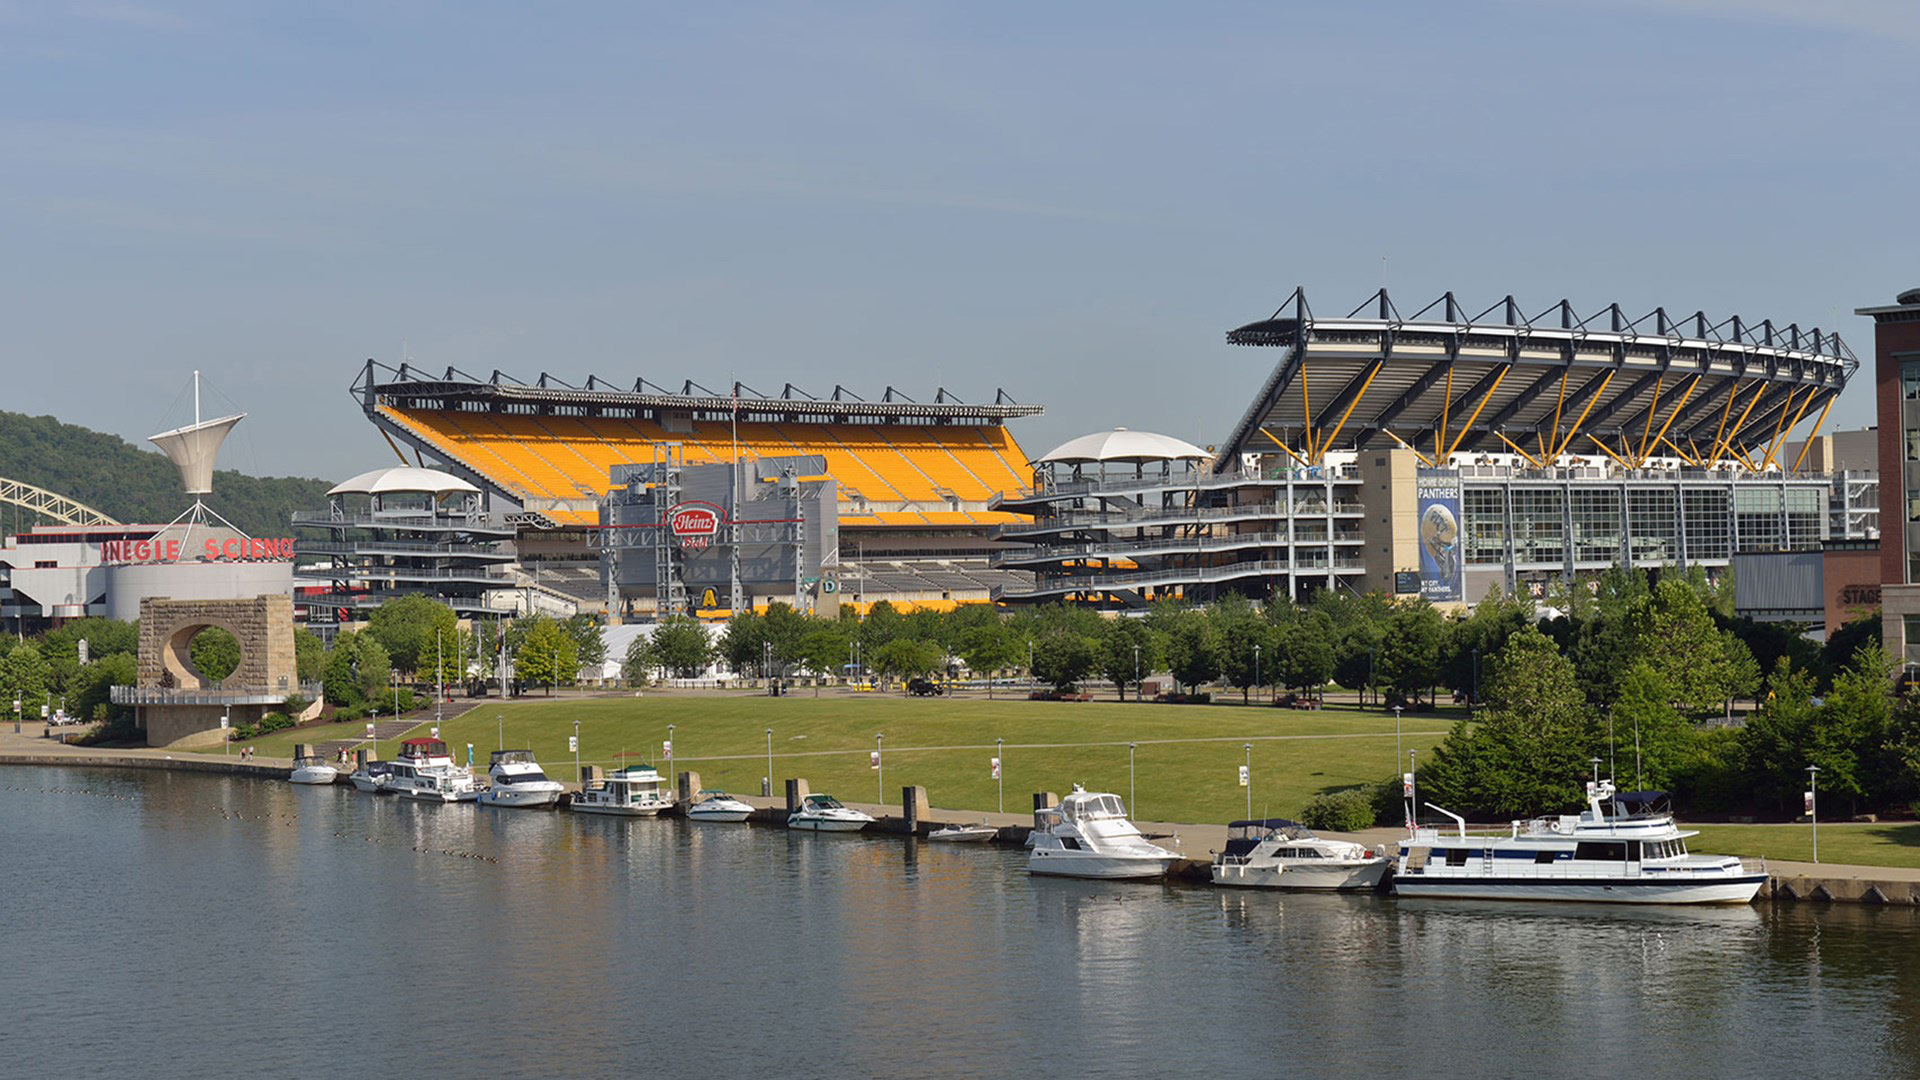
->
[787,794,874,832]
[571,765,673,817]
[475,749,565,809]
[288,754,339,786]
[386,737,482,803]
[1028,786,1179,880]
[926,822,997,843]
[685,790,755,823]
[348,760,395,794]
[1211,818,1390,891]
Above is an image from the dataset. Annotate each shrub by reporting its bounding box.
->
[1299,788,1377,833]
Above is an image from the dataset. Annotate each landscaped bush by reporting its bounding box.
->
[1299,788,1377,833]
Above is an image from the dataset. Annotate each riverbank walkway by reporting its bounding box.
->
[5,723,1917,903]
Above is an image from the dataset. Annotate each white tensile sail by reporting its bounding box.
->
[149,413,244,496]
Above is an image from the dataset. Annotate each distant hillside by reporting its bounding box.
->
[0,411,334,537]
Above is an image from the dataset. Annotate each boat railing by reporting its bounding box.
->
[1740,857,1769,876]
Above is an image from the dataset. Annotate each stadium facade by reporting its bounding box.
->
[992,289,1869,608]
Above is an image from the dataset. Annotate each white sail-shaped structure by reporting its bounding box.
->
[149,412,244,496]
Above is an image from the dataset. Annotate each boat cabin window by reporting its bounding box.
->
[1534,851,1558,864]
[1573,841,1627,862]
[1444,848,1482,866]
[1064,795,1126,823]
[1642,839,1687,860]
[498,771,549,785]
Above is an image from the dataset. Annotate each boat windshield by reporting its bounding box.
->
[498,771,549,785]
[807,796,845,810]
[1063,794,1126,822]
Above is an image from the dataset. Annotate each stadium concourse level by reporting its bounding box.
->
[354,362,1040,529]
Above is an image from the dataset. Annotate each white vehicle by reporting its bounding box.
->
[1210,818,1389,891]
[926,822,997,843]
[571,765,673,817]
[1027,786,1179,880]
[475,749,565,809]
[787,794,874,832]
[684,790,755,823]
[348,759,395,794]
[1394,782,1768,905]
[288,754,339,786]
[385,738,481,803]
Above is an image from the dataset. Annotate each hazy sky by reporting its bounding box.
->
[4,1,1916,482]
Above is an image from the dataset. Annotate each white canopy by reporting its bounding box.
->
[328,466,481,498]
[1035,427,1208,465]
[149,413,244,496]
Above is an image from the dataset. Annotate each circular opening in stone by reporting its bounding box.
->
[188,626,240,684]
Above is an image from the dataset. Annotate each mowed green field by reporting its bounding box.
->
[250,692,1453,823]
[1684,824,1920,870]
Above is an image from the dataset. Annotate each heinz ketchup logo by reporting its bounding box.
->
[667,502,722,549]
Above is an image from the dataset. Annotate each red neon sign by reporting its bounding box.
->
[99,537,297,565]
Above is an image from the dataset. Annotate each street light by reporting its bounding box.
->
[573,717,581,775]
[1243,743,1253,820]
[1129,742,1137,818]
[765,727,774,797]
[1131,644,1140,702]
[1253,643,1261,704]
[995,736,1005,814]
[1393,704,1404,766]
[667,723,676,786]
[1589,757,1602,787]
[1027,640,1035,688]
[1471,647,1480,715]
[876,732,885,805]
[1807,765,1822,864]
[1409,748,1418,829]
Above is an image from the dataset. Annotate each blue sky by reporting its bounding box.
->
[3,0,1915,481]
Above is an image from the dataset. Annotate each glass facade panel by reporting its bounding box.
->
[1682,487,1731,560]
[1511,488,1565,566]
[1735,487,1782,552]
[1463,488,1506,566]
[1626,488,1678,563]
[1571,489,1622,563]
[1905,361,1920,400]
[1906,615,1920,666]
[1785,487,1824,550]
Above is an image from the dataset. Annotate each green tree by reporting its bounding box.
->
[1377,602,1444,705]
[1031,630,1097,692]
[189,627,240,684]
[1161,607,1220,693]
[1276,613,1335,696]
[69,651,136,723]
[1737,658,1819,814]
[1608,661,1696,793]
[859,600,905,652]
[1570,566,1652,705]
[565,615,607,682]
[621,634,656,687]
[957,619,1022,698]
[872,638,942,685]
[1,643,51,716]
[1098,617,1161,701]
[716,610,767,675]
[1814,645,1898,814]
[514,617,579,693]
[1420,626,1593,818]
[651,616,713,678]
[762,603,810,673]
[1211,595,1274,703]
[796,622,852,695]
[1442,586,1529,698]
[1636,579,1745,718]
[293,628,327,683]
[365,594,458,676]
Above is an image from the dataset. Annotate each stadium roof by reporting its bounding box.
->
[328,466,481,498]
[1216,287,1856,474]
[1037,428,1208,464]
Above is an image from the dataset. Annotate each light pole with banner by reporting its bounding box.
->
[1129,742,1137,818]
[1807,764,1821,864]
[1242,743,1252,820]
[875,733,884,805]
[995,737,1004,813]
[666,723,676,787]
[765,727,774,797]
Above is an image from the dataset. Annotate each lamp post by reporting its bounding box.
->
[12,699,18,735]
[1129,742,1137,818]
[667,722,676,785]
[1253,643,1261,704]
[497,714,503,751]
[223,706,230,756]
[573,717,581,775]
[765,727,774,797]
[1409,748,1418,829]
[1131,644,1140,702]
[1589,756,1602,788]
[1027,640,1035,688]
[875,732,885,805]
[1471,647,1480,715]
[995,737,1005,813]
[1393,704,1404,767]
[1243,743,1253,821]
[1807,765,1821,864]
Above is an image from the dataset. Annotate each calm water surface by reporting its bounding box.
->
[5,765,1919,1079]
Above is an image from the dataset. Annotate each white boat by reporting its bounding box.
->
[571,765,673,817]
[1027,786,1179,880]
[386,737,481,803]
[348,760,395,794]
[685,790,755,823]
[1210,817,1389,891]
[926,822,997,843]
[1394,782,1768,905]
[475,749,564,809]
[288,755,339,786]
[787,794,874,832]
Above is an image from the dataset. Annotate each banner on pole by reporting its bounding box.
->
[1804,790,1814,814]
[870,751,881,770]
[663,740,673,757]
[568,735,578,753]
[1238,765,1249,788]
[991,757,1001,779]
[366,723,375,738]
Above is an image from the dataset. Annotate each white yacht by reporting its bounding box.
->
[787,794,874,832]
[288,754,339,786]
[926,822,997,843]
[1027,786,1180,880]
[348,759,395,794]
[385,738,481,803]
[476,749,564,809]
[1210,818,1390,891]
[571,765,673,817]
[684,790,755,823]
[1394,782,1768,905]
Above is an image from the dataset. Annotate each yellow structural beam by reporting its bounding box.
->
[1635,376,1664,466]
[1710,383,1768,466]
[1436,363,1456,465]
[1554,369,1614,458]
[1758,386,1802,471]
[1385,430,1435,466]
[1259,427,1308,466]
[1791,394,1837,473]
[1300,361,1316,461]
[1586,433,1634,470]
[1642,375,1700,467]
[1315,361,1383,464]
[1765,386,1818,470]
[1660,435,1699,467]
[1444,365,1510,462]
[1496,431,1544,467]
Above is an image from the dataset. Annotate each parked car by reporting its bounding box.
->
[907,677,945,697]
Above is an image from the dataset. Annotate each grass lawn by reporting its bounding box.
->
[246,690,1457,822]
[1684,823,1920,870]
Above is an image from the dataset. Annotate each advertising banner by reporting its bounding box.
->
[1416,471,1464,603]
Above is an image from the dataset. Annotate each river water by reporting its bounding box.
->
[5,765,1918,1079]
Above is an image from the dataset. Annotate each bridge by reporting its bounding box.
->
[0,477,120,527]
